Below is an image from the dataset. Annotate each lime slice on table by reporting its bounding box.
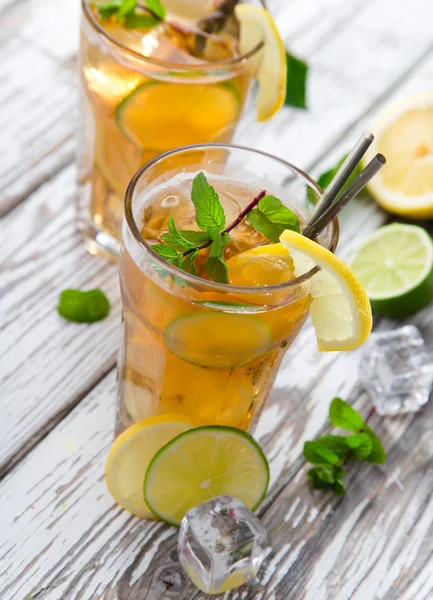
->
[115,80,242,151]
[235,4,286,122]
[144,425,270,526]
[363,93,433,218]
[163,312,273,368]
[349,224,433,319]
[280,230,372,351]
[105,415,194,518]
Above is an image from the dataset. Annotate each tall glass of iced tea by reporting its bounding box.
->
[118,144,339,436]
[77,0,264,258]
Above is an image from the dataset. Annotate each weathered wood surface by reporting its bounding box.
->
[1,0,433,598]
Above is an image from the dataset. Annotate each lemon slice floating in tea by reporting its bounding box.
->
[115,81,242,151]
[363,93,433,218]
[144,425,270,526]
[349,223,433,319]
[226,243,295,286]
[235,4,287,122]
[105,415,194,518]
[280,230,372,351]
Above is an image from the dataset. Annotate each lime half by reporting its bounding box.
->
[115,80,242,150]
[349,224,433,318]
[144,425,270,526]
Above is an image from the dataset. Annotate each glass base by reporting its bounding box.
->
[78,219,121,261]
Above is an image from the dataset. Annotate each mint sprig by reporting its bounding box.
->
[92,0,164,29]
[304,398,386,495]
[191,172,226,232]
[151,172,300,284]
[57,289,110,323]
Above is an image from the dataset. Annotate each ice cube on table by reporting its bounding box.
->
[178,495,268,595]
[359,325,433,416]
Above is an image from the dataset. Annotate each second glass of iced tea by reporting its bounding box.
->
[77,0,262,257]
[118,144,338,436]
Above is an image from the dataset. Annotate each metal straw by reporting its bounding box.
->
[303,154,386,240]
[307,131,374,226]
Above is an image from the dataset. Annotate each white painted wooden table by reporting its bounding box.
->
[1,1,433,598]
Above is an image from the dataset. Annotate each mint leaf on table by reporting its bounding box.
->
[303,441,341,466]
[284,50,308,109]
[304,398,386,495]
[363,426,387,464]
[307,153,363,204]
[117,0,137,19]
[329,397,365,432]
[308,465,345,495]
[346,433,373,460]
[191,172,226,232]
[57,289,110,324]
[318,435,349,459]
[248,195,300,242]
[145,0,166,19]
[204,231,230,284]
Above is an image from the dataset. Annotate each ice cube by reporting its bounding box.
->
[178,495,268,595]
[359,325,433,416]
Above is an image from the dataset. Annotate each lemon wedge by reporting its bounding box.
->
[235,4,286,122]
[105,415,194,518]
[280,231,372,351]
[364,93,433,218]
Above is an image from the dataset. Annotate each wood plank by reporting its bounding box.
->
[0,165,121,476]
[0,31,76,215]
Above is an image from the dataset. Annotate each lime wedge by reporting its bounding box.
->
[144,425,270,526]
[115,80,242,150]
[349,224,433,318]
[163,312,273,368]
[105,415,194,518]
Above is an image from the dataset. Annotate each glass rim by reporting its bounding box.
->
[124,143,340,295]
[82,0,264,71]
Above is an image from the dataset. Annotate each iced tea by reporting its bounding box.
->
[77,1,258,256]
[117,145,339,435]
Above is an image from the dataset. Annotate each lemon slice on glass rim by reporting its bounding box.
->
[280,230,373,351]
[235,4,287,122]
[363,93,433,218]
